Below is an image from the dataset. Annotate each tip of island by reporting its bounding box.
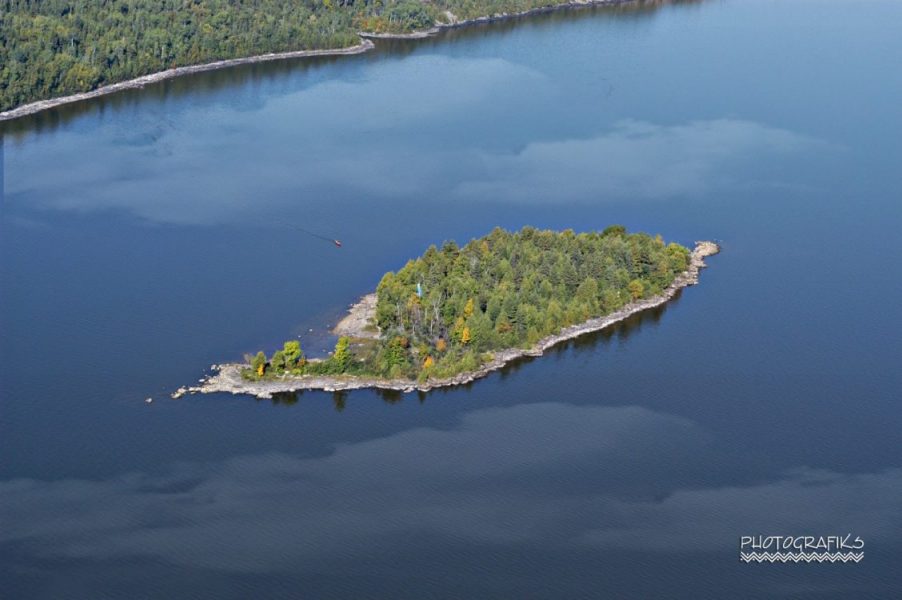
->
[173,227,719,399]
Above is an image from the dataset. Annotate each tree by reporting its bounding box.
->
[252,351,266,377]
[467,311,493,350]
[283,340,303,366]
[602,289,623,312]
[628,279,645,301]
[495,311,512,333]
[576,277,600,311]
[270,350,286,372]
[463,297,475,318]
[380,336,409,375]
[451,316,466,342]
[332,336,351,372]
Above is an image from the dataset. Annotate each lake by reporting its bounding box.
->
[1,0,901,597]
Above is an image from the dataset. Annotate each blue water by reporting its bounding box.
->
[2,0,901,597]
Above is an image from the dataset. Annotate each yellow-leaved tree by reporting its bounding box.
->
[464,298,475,318]
[628,280,645,300]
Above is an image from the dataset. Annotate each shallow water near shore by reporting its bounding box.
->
[2,0,902,597]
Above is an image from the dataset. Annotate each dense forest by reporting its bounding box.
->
[248,226,691,383]
[1,0,565,112]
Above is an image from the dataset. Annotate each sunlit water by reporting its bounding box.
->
[2,0,901,597]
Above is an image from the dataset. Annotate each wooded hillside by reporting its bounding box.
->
[1,0,563,111]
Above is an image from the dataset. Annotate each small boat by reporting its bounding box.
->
[333,240,342,247]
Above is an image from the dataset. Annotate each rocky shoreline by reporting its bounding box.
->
[174,241,719,399]
[332,293,379,339]
[2,0,631,122]
[359,0,632,40]
[0,40,374,122]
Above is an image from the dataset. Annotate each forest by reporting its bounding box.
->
[1,0,564,112]
[246,226,692,383]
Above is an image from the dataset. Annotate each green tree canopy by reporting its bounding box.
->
[245,227,691,383]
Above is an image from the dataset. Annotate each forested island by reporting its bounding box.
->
[177,227,719,398]
[1,0,633,116]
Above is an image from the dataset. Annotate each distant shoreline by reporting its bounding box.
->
[0,40,375,122]
[1,0,629,122]
[174,241,719,399]
[360,0,629,40]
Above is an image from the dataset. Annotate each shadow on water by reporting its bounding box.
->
[494,289,677,380]
[0,0,703,140]
[257,292,680,411]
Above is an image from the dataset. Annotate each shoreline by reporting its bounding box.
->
[175,241,719,399]
[0,40,374,122]
[2,0,629,122]
[332,293,380,339]
[360,0,631,39]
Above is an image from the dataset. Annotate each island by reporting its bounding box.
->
[174,226,719,398]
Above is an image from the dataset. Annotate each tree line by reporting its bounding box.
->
[1,0,561,111]
[246,226,691,383]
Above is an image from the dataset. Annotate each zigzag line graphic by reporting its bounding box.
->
[740,552,863,563]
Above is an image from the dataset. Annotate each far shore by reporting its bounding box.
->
[0,40,374,122]
[360,0,632,40]
[174,241,720,399]
[2,0,630,122]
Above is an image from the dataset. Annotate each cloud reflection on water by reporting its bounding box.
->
[5,52,826,226]
[2,402,898,575]
[454,119,825,203]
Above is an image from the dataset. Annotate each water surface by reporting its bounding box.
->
[2,0,901,597]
